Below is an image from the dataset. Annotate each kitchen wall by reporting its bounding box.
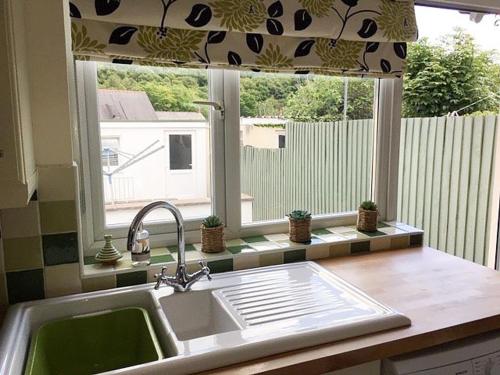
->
[0,0,79,307]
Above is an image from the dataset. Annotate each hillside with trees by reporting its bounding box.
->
[97,29,499,120]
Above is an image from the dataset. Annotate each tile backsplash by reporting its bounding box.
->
[0,165,82,305]
[0,165,424,306]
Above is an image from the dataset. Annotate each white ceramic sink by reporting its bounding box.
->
[0,262,410,375]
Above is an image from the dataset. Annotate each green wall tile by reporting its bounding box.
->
[207,259,233,274]
[116,271,147,287]
[410,233,424,247]
[358,230,386,237]
[39,200,77,234]
[151,254,175,264]
[260,252,283,266]
[6,269,45,304]
[227,245,254,254]
[312,229,331,235]
[284,249,306,263]
[42,232,79,266]
[3,237,43,271]
[350,241,371,254]
[167,244,196,253]
[84,256,99,265]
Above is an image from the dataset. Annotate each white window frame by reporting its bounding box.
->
[75,62,402,255]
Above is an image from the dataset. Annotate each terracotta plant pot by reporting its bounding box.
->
[201,225,225,253]
[357,208,378,232]
[289,218,312,243]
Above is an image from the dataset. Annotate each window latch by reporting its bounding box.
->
[193,101,225,119]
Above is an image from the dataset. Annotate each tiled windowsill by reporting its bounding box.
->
[82,222,424,281]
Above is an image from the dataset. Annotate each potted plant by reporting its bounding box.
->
[287,210,312,243]
[357,201,378,232]
[201,215,225,253]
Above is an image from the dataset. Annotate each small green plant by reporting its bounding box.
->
[360,201,377,211]
[202,215,223,228]
[287,210,312,221]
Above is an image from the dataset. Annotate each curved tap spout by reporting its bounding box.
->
[127,201,211,292]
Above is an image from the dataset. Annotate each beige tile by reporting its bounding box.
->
[370,237,392,251]
[306,245,330,260]
[38,166,76,202]
[84,263,114,276]
[259,252,283,266]
[39,200,77,234]
[330,226,355,234]
[340,231,369,240]
[329,243,350,258]
[0,201,41,239]
[44,263,82,298]
[3,236,43,271]
[391,236,410,250]
[234,253,260,270]
[264,233,289,242]
[82,275,116,292]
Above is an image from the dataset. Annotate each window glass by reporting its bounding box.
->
[240,72,376,224]
[96,63,212,226]
[169,134,192,170]
[101,137,120,168]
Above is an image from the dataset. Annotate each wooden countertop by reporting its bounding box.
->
[203,247,500,375]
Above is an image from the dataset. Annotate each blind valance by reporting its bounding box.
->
[70,0,418,77]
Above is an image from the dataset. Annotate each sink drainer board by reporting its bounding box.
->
[214,266,386,327]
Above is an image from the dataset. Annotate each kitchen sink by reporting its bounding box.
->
[0,262,411,375]
[24,307,162,375]
[158,290,242,341]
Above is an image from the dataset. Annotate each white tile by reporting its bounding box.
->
[38,165,76,202]
[379,227,407,235]
[225,239,246,247]
[45,263,82,298]
[264,233,289,241]
[318,234,346,243]
[0,201,40,239]
[249,242,279,251]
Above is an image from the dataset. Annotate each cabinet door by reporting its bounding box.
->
[0,0,36,208]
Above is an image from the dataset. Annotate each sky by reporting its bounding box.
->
[415,6,500,60]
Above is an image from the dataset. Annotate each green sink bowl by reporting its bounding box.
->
[24,307,163,375]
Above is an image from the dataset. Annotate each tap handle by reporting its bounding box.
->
[198,260,212,281]
[155,266,168,280]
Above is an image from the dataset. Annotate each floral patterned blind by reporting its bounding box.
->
[69,0,418,78]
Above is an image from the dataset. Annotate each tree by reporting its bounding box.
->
[403,29,500,117]
[284,77,344,122]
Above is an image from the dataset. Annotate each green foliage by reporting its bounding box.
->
[287,210,312,221]
[97,29,500,121]
[360,201,377,211]
[403,29,500,117]
[202,215,223,228]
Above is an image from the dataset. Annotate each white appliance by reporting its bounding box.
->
[383,331,500,375]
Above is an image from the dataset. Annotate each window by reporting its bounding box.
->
[169,134,192,170]
[278,135,286,149]
[77,62,399,254]
[239,71,377,225]
[101,137,119,167]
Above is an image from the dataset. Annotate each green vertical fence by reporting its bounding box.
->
[397,115,499,265]
[241,120,373,222]
[241,115,499,265]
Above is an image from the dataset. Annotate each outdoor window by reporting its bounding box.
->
[77,62,393,251]
[169,134,192,170]
[239,71,376,225]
